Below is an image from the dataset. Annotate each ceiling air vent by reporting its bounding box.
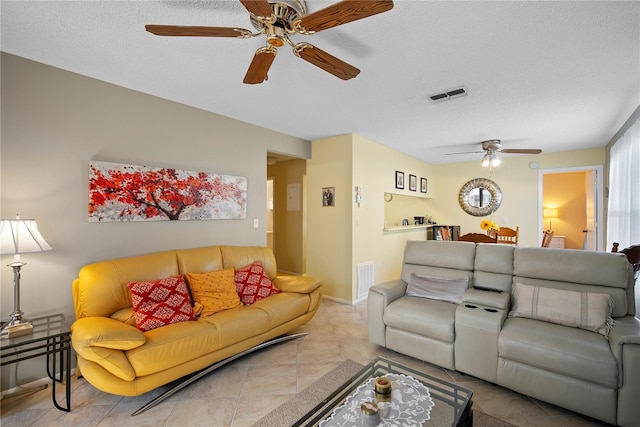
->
[429,86,470,103]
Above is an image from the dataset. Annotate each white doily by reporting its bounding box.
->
[319,373,434,426]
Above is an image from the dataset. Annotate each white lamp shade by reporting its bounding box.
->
[0,218,52,255]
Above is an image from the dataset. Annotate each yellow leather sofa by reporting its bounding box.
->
[71,245,322,397]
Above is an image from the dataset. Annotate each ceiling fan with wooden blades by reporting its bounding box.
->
[145,0,394,84]
[445,139,542,167]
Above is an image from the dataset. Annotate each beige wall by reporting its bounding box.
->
[267,159,306,274]
[0,53,311,389]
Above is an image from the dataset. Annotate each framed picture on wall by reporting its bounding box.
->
[395,171,404,189]
[322,187,335,206]
[421,178,427,193]
[409,174,417,191]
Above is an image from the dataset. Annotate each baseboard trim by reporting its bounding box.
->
[322,295,367,306]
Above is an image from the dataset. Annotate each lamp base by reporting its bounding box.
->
[1,319,33,339]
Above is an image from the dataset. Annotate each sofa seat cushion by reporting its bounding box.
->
[498,317,618,388]
[384,296,457,343]
[251,292,310,327]
[126,319,220,377]
[200,305,271,348]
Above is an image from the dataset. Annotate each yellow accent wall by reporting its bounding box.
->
[307,134,433,302]
[543,172,588,249]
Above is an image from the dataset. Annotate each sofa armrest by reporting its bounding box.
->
[609,316,640,376]
[273,275,322,294]
[72,317,146,350]
[71,317,145,382]
[368,280,407,346]
[369,280,408,303]
[608,316,640,426]
[462,288,510,310]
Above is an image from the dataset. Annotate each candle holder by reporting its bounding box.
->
[361,401,380,426]
[374,376,392,402]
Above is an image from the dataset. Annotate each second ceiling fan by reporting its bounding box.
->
[146,0,394,84]
[446,139,542,167]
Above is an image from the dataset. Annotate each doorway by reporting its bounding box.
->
[266,153,307,275]
[266,178,274,252]
[538,166,603,251]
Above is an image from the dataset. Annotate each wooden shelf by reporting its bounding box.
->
[383,224,433,232]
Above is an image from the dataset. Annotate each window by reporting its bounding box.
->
[607,114,640,249]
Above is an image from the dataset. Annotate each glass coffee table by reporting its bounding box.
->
[295,357,473,426]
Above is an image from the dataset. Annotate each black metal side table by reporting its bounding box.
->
[1,314,72,412]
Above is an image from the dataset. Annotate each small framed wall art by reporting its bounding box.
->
[409,174,417,191]
[421,178,428,193]
[322,187,335,206]
[395,171,404,189]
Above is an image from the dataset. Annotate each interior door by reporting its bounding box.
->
[584,170,596,251]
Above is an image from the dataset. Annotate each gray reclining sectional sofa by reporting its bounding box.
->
[368,240,639,426]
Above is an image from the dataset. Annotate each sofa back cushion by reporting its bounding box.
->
[401,241,475,288]
[76,250,180,319]
[473,244,515,292]
[514,247,635,317]
[176,246,224,274]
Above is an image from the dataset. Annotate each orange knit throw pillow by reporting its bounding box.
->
[186,269,242,317]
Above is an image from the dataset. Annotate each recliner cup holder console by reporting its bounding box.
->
[463,304,498,313]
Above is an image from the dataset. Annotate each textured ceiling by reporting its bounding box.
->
[2,1,639,164]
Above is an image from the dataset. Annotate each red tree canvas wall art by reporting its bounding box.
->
[89,161,247,222]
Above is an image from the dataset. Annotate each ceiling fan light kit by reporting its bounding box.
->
[146,0,394,84]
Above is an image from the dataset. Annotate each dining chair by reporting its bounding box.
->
[541,230,554,247]
[612,242,640,280]
[457,232,498,243]
[497,226,519,245]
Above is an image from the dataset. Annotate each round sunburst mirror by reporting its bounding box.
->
[458,178,502,216]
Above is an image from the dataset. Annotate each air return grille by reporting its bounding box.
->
[429,86,470,103]
[357,261,375,298]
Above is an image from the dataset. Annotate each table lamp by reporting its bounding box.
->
[543,208,559,231]
[0,215,52,337]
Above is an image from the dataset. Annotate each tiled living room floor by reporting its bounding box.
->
[1,299,611,426]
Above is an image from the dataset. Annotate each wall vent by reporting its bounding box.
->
[357,261,375,298]
[429,86,470,103]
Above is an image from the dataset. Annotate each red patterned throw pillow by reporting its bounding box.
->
[127,275,196,332]
[234,262,280,305]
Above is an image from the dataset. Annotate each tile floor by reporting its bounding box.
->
[1,299,611,426]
